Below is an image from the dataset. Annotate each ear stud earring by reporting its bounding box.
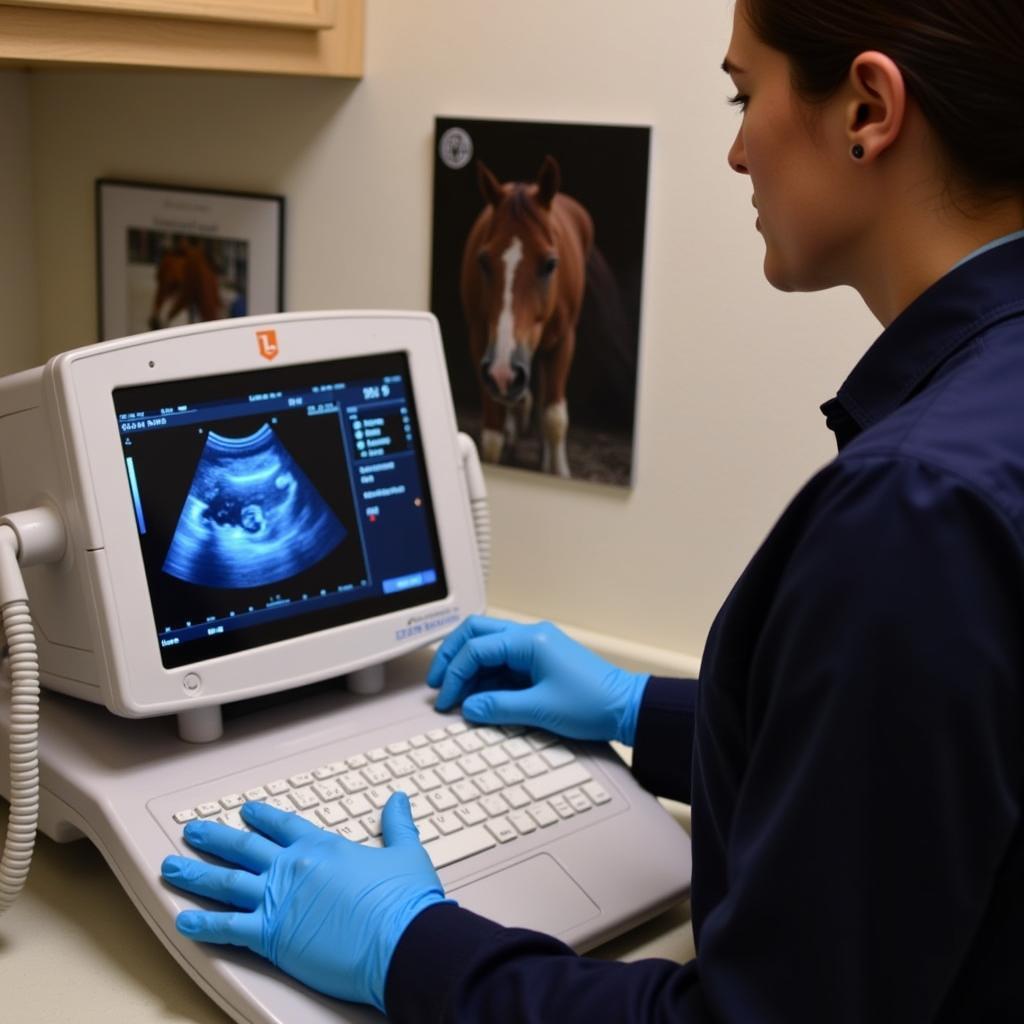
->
[852,144,865,160]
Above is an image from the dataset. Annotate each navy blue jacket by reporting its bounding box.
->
[386,237,1024,1022]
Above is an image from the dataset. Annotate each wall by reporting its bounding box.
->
[0,69,38,376]
[26,0,878,661]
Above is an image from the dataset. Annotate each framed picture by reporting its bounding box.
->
[96,179,285,341]
[431,116,651,488]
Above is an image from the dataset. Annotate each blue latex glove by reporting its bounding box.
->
[427,615,650,745]
[160,793,449,1013]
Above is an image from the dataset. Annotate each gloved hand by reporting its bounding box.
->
[160,792,449,1013]
[427,615,650,745]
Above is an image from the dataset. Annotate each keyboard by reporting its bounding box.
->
[169,721,611,870]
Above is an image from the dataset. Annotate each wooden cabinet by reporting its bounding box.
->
[0,0,363,76]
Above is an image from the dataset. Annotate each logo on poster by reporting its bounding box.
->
[256,329,279,361]
[439,127,474,170]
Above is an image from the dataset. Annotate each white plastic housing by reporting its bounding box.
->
[0,312,485,718]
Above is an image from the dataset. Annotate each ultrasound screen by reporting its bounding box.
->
[113,352,448,669]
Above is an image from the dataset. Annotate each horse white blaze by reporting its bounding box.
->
[490,237,523,394]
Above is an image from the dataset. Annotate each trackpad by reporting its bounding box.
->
[450,854,600,936]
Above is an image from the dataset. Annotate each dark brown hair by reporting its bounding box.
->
[743,0,1024,198]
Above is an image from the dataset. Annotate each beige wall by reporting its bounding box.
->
[20,0,877,661]
[0,69,38,376]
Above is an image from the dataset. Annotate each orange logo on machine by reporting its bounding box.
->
[257,329,279,361]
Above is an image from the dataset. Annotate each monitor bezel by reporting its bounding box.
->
[50,312,484,717]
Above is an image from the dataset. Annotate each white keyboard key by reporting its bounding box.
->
[312,780,344,803]
[244,787,269,802]
[386,755,416,778]
[362,812,383,837]
[436,762,464,785]
[525,730,558,750]
[458,753,487,775]
[502,785,531,809]
[299,809,324,828]
[266,795,294,812]
[367,747,389,762]
[541,746,576,769]
[583,781,611,805]
[508,810,536,834]
[455,802,487,827]
[413,769,441,791]
[337,821,368,843]
[173,808,197,824]
[289,787,318,811]
[265,779,290,796]
[409,733,429,748]
[342,794,372,817]
[452,779,481,803]
[496,763,526,786]
[549,795,575,819]
[481,746,510,768]
[364,837,384,849]
[410,748,440,769]
[346,753,368,770]
[367,785,393,810]
[426,728,447,742]
[445,722,468,735]
[517,754,548,778]
[523,763,592,802]
[416,818,440,843]
[427,788,459,812]
[390,778,420,798]
[387,740,411,754]
[480,794,509,817]
[431,811,464,836]
[434,739,462,761]
[339,771,368,794]
[455,732,484,753]
[476,727,505,746]
[485,817,517,843]
[425,825,496,869]
[475,771,504,795]
[216,809,248,830]
[409,795,433,820]
[317,802,347,826]
[288,772,314,788]
[527,802,559,828]
[314,762,345,780]
[502,737,533,759]
[220,793,245,810]
[565,788,592,813]
[196,802,222,818]
[362,763,391,786]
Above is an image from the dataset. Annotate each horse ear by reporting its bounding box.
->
[477,161,504,207]
[536,155,561,209]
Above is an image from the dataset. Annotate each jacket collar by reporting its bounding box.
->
[821,234,1024,448]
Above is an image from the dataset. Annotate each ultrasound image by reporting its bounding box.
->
[162,423,346,588]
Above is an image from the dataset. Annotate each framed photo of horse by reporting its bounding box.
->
[96,180,284,341]
[431,116,651,488]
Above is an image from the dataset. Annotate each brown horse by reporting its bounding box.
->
[148,239,223,331]
[460,156,593,478]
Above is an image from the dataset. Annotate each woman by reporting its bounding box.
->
[162,1,1024,1019]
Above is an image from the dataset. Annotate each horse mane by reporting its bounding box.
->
[504,185,550,234]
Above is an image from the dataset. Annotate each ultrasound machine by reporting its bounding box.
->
[0,311,691,1023]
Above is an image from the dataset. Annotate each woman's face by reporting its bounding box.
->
[724,1,863,293]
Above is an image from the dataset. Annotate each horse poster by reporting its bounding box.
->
[97,180,284,342]
[431,116,650,488]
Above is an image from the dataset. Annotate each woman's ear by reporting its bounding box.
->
[845,51,907,161]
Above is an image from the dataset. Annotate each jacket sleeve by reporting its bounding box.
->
[631,676,699,803]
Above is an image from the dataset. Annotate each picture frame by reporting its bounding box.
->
[96,179,285,341]
[430,116,651,489]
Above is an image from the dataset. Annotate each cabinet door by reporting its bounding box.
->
[0,0,363,76]
[3,0,335,29]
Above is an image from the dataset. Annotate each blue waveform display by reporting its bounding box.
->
[163,423,346,588]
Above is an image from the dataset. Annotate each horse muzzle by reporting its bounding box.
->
[480,348,531,404]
